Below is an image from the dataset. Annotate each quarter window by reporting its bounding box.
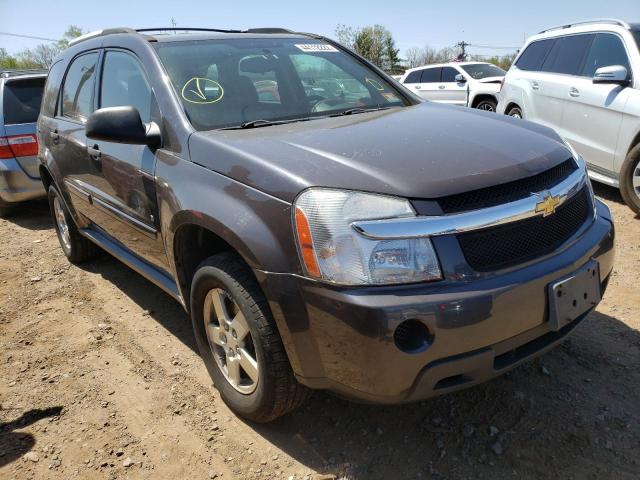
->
[61,52,99,121]
[420,68,441,83]
[581,33,631,78]
[541,34,594,75]
[100,51,152,123]
[515,39,555,71]
[404,70,421,84]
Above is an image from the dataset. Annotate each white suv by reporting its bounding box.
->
[400,62,505,111]
[498,19,640,213]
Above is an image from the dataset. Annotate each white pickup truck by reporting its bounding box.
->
[400,62,505,112]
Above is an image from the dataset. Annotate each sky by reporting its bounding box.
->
[1,0,638,57]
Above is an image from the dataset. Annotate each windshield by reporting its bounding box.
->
[634,31,640,55]
[460,63,506,80]
[154,38,410,130]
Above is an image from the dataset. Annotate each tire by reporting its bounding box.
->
[47,185,100,263]
[507,105,523,119]
[0,199,14,218]
[475,98,497,112]
[619,143,640,215]
[190,253,309,422]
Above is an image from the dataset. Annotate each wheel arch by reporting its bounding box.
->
[471,93,498,109]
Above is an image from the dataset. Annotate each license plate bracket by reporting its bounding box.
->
[548,260,601,331]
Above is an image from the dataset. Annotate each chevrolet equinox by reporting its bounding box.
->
[37,27,615,422]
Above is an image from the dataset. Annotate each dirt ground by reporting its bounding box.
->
[0,183,638,480]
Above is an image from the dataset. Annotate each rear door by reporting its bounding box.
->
[1,76,46,178]
[438,66,468,105]
[534,34,594,130]
[54,50,101,221]
[414,67,442,100]
[560,33,633,175]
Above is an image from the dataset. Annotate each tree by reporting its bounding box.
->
[334,24,400,72]
[0,25,83,70]
[384,35,402,74]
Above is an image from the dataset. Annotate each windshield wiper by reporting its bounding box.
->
[237,119,279,129]
[330,106,393,117]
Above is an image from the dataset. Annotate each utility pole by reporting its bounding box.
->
[456,41,470,61]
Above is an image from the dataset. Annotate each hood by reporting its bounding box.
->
[477,76,504,84]
[189,102,571,203]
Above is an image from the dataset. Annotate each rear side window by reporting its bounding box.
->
[61,52,99,121]
[541,34,594,75]
[2,77,46,125]
[41,61,65,117]
[420,68,441,83]
[515,39,555,71]
[581,33,631,78]
[404,70,422,84]
[100,51,153,123]
[441,67,459,82]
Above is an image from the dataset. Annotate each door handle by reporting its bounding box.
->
[438,85,446,89]
[569,87,580,98]
[87,145,101,161]
[50,130,60,145]
[415,85,421,90]
[531,81,540,90]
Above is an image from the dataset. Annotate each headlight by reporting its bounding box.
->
[293,188,442,285]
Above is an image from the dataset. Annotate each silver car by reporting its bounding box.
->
[0,70,47,217]
[498,19,640,213]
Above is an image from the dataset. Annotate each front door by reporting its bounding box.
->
[89,49,167,269]
[438,67,468,105]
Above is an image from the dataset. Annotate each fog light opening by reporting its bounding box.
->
[394,320,432,354]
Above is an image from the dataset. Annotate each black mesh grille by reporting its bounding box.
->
[438,159,578,214]
[457,187,591,271]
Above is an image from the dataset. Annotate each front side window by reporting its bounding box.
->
[61,52,99,121]
[154,38,411,130]
[541,34,594,75]
[2,77,46,124]
[441,67,459,82]
[582,33,631,78]
[515,39,555,71]
[420,68,441,83]
[461,63,506,79]
[100,51,153,123]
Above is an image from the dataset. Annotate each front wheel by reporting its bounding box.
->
[475,98,497,112]
[190,253,309,422]
[619,144,640,215]
[507,105,523,119]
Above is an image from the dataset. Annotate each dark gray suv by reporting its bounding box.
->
[38,27,615,422]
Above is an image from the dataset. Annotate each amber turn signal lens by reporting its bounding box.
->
[294,207,321,278]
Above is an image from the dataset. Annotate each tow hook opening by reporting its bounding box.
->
[394,320,432,353]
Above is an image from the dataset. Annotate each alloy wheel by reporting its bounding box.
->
[633,159,640,201]
[53,196,71,251]
[478,102,495,112]
[203,288,259,394]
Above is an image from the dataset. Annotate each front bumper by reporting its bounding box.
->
[0,158,45,203]
[257,200,615,404]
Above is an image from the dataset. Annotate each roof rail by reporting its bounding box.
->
[538,18,630,34]
[136,27,243,34]
[244,28,294,34]
[68,28,137,46]
[1,69,48,78]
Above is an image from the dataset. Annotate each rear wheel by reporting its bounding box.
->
[48,185,100,262]
[475,98,497,112]
[619,144,640,215]
[190,253,309,422]
[507,105,523,119]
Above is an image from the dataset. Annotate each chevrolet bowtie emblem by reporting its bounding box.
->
[535,192,561,217]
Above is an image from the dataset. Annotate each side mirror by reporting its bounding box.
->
[86,106,161,147]
[593,65,629,86]
[455,73,467,83]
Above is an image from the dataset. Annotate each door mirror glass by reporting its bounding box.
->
[593,65,629,86]
[454,73,467,83]
[86,106,160,146]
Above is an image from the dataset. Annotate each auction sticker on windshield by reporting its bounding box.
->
[295,44,339,53]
